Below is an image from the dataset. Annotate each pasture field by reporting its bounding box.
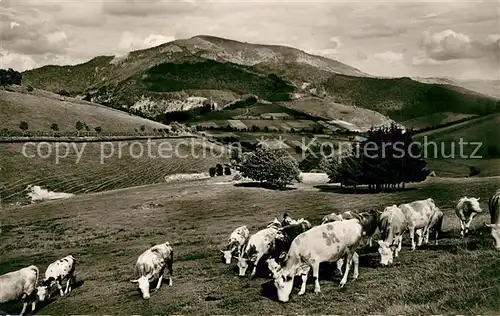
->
[0,139,225,204]
[1,176,499,315]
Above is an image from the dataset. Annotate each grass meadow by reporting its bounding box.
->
[1,176,499,315]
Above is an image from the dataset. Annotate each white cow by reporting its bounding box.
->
[237,219,281,278]
[0,265,39,316]
[456,196,483,238]
[130,242,174,299]
[377,205,407,266]
[273,219,363,302]
[486,189,500,250]
[38,255,77,299]
[399,198,437,250]
[416,207,444,245]
[220,225,250,264]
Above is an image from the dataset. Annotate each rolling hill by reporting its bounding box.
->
[21,35,499,133]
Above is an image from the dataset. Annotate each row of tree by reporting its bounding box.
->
[0,68,22,86]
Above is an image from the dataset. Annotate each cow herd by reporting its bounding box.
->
[1,189,499,313]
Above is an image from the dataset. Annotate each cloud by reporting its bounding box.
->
[0,48,37,71]
[349,23,407,39]
[117,32,175,53]
[372,51,405,65]
[102,0,199,17]
[414,29,499,65]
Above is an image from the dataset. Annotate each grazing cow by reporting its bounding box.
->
[321,212,343,224]
[377,205,407,266]
[455,196,483,238]
[273,219,363,302]
[486,189,500,250]
[266,220,312,277]
[39,255,77,299]
[416,207,444,245]
[237,221,281,278]
[398,198,437,250]
[0,265,39,316]
[130,242,174,299]
[355,210,380,247]
[220,225,250,264]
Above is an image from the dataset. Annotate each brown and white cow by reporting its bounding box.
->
[399,198,437,250]
[0,265,39,316]
[273,219,363,302]
[220,225,250,264]
[377,205,407,266]
[37,255,77,300]
[130,242,174,299]
[486,189,500,250]
[237,219,281,278]
[455,196,483,238]
[416,207,444,246]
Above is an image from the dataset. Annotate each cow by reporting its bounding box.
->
[355,210,380,247]
[321,212,343,224]
[273,219,363,302]
[486,189,500,250]
[416,207,444,245]
[455,196,483,238]
[220,225,250,264]
[130,242,174,299]
[377,205,407,266]
[237,220,281,278]
[38,255,77,299]
[398,198,437,250]
[0,265,39,316]
[266,220,312,277]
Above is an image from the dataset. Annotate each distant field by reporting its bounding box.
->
[426,158,500,178]
[414,113,500,158]
[0,89,169,134]
[1,177,499,315]
[401,112,477,130]
[0,139,226,204]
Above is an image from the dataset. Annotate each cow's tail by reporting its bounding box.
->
[489,191,500,222]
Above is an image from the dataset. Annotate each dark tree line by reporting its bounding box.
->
[325,123,430,192]
[0,68,22,86]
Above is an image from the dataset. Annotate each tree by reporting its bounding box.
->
[140,125,146,132]
[19,121,29,134]
[224,166,232,175]
[216,164,224,176]
[0,68,22,86]
[50,123,59,132]
[95,126,102,134]
[240,146,300,189]
[75,120,85,136]
[209,167,217,177]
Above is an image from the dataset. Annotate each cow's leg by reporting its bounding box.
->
[19,302,28,316]
[465,214,475,235]
[459,220,465,238]
[395,235,403,257]
[31,299,37,312]
[368,236,373,248]
[435,229,439,245]
[57,279,64,296]
[424,226,430,245]
[312,263,321,294]
[417,228,424,247]
[336,258,344,276]
[340,252,353,288]
[65,276,72,294]
[250,255,262,278]
[352,252,359,280]
[298,266,310,296]
[409,226,416,250]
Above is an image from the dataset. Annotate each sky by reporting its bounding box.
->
[0,0,499,80]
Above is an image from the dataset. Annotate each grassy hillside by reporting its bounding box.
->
[1,177,499,315]
[0,139,225,204]
[400,112,477,131]
[320,75,499,122]
[0,88,169,134]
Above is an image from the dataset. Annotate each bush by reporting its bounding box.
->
[26,85,34,92]
[140,125,146,132]
[19,121,29,132]
[224,166,232,175]
[58,90,71,97]
[469,166,480,177]
[0,68,22,86]
[239,146,300,189]
[50,123,59,131]
[216,164,224,176]
[209,167,217,177]
[95,126,102,134]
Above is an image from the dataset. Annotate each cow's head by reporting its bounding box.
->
[267,218,282,229]
[486,224,500,250]
[459,197,482,213]
[36,286,50,302]
[377,240,395,266]
[130,276,151,299]
[220,249,233,264]
[274,270,294,302]
[237,257,249,276]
